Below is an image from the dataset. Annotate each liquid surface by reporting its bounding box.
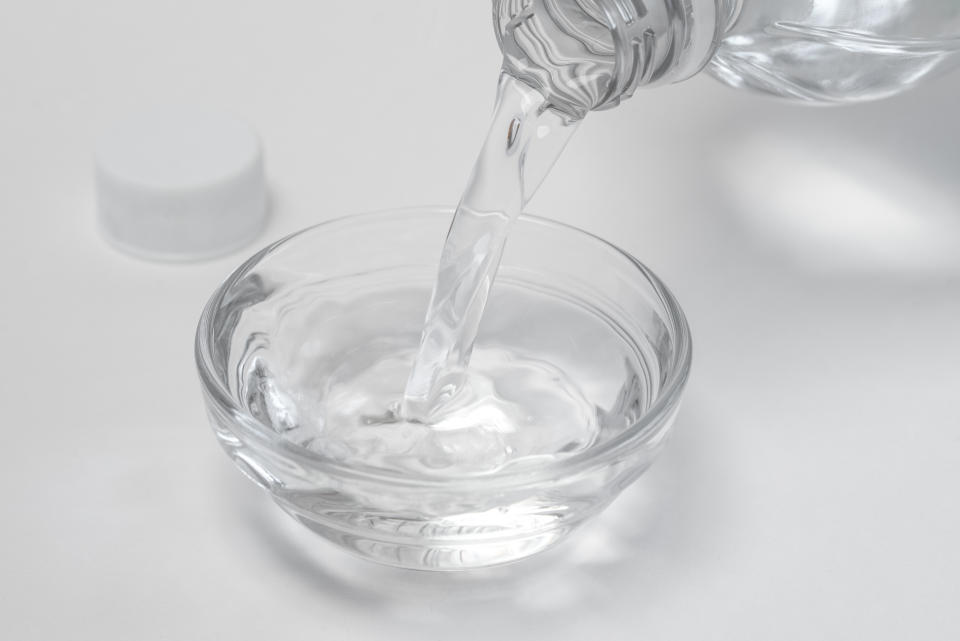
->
[402,75,578,420]
[234,281,651,477]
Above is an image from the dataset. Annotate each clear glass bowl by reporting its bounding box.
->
[195,207,692,570]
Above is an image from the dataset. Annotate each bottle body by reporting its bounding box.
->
[709,1,960,102]
[493,0,960,118]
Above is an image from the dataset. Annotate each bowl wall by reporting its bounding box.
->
[196,208,691,569]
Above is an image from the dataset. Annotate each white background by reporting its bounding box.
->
[2,2,959,639]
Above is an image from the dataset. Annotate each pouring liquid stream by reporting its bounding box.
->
[401,75,579,421]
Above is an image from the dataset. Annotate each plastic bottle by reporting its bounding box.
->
[493,0,960,119]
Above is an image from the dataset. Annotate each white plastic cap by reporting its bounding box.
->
[95,107,268,261]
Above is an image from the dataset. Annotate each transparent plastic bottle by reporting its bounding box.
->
[494,0,960,119]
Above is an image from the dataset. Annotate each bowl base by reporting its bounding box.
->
[281,505,577,571]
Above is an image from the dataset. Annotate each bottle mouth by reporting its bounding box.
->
[493,0,720,117]
[494,0,620,120]
[492,1,677,118]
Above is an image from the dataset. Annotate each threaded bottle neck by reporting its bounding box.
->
[493,0,725,119]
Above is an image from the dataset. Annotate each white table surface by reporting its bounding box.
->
[2,3,959,639]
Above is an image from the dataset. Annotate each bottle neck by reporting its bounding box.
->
[494,0,734,118]
[603,0,727,101]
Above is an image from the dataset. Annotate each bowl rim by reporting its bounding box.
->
[196,206,692,490]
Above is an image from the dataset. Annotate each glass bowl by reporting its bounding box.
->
[195,207,691,570]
